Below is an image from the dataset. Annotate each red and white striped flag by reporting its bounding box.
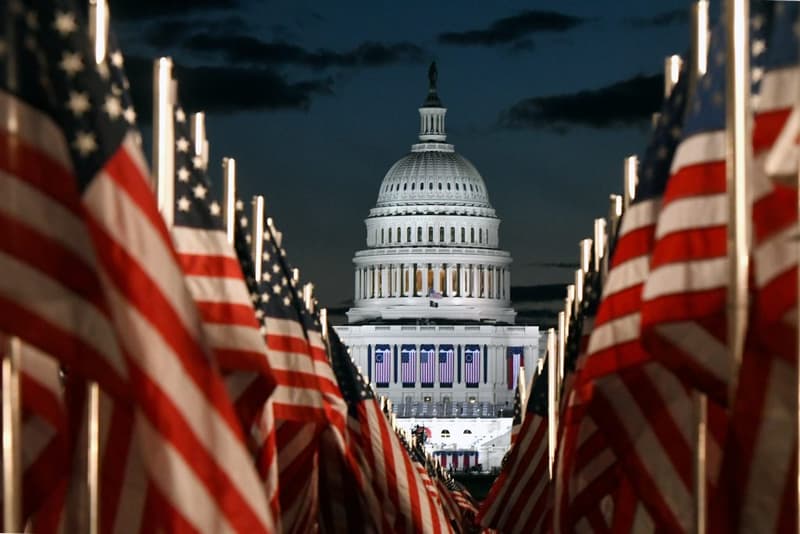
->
[717,5,800,531]
[0,4,275,531]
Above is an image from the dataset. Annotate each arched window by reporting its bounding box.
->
[439,227,444,242]
[411,183,415,190]
[438,183,442,190]
[381,228,384,244]
[388,228,392,243]
[450,227,455,242]
[461,228,465,243]
[471,228,475,243]
[403,183,407,190]
[429,182,433,190]
[441,429,450,438]
[478,228,482,243]
[407,227,411,242]
[397,227,401,242]
[463,429,472,434]
[428,227,433,242]
[447,183,451,190]
[417,227,422,242]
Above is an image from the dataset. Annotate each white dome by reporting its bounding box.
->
[376,144,491,208]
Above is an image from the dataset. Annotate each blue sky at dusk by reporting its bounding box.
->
[113,1,695,319]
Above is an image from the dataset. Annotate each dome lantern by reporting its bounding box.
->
[419,61,447,143]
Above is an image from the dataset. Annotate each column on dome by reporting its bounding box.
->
[432,264,442,294]
[446,264,454,296]
[420,263,429,297]
[365,266,371,298]
[354,269,361,301]
[461,264,469,297]
[493,266,500,299]
[381,265,389,298]
[505,268,511,300]
[391,264,399,297]
[483,265,490,298]
[373,265,380,299]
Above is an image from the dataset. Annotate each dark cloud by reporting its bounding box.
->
[439,10,586,47]
[500,73,662,132]
[510,284,567,302]
[180,34,425,70]
[626,8,689,28]
[144,16,250,48]
[123,55,332,122]
[112,0,236,20]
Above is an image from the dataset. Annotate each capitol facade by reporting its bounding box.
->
[335,65,540,471]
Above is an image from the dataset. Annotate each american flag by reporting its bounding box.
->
[327,328,453,533]
[420,344,435,386]
[5,341,70,528]
[479,353,551,533]
[506,347,523,390]
[438,345,454,386]
[718,5,800,531]
[0,3,274,531]
[637,18,766,404]
[401,344,416,386]
[568,50,731,531]
[169,98,276,429]
[510,379,523,446]
[242,210,347,532]
[374,344,391,387]
[464,345,480,386]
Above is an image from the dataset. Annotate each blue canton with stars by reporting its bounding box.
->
[235,202,315,336]
[172,101,223,230]
[1,0,139,191]
[761,3,799,72]
[528,356,549,418]
[328,327,374,417]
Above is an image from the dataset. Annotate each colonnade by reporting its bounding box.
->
[354,262,510,301]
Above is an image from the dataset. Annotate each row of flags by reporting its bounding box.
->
[0,0,483,532]
[478,2,800,533]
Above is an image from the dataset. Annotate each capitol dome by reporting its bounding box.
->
[375,148,491,208]
[347,63,516,324]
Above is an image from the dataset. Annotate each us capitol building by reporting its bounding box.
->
[335,64,540,471]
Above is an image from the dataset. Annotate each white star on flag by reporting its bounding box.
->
[103,95,122,119]
[60,51,83,76]
[209,202,221,216]
[177,196,191,211]
[67,91,90,117]
[176,137,190,152]
[72,131,97,156]
[53,11,77,36]
[193,183,207,199]
[177,167,190,182]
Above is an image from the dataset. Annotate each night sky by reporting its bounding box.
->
[112,1,696,323]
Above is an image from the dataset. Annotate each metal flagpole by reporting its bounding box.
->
[690,3,710,533]
[152,57,175,224]
[190,112,209,172]
[724,0,751,409]
[251,196,265,276]
[623,156,639,212]
[546,328,557,479]
[222,158,237,245]
[2,336,21,532]
[606,195,623,280]
[87,3,108,532]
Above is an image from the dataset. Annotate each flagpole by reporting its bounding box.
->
[190,112,209,172]
[546,328,557,480]
[222,158,237,245]
[2,335,22,533]
[153,57,175,224]
[623,156,638,212]
[251,196,265,277]
[87,4,108,533]
[689,4,711,533]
